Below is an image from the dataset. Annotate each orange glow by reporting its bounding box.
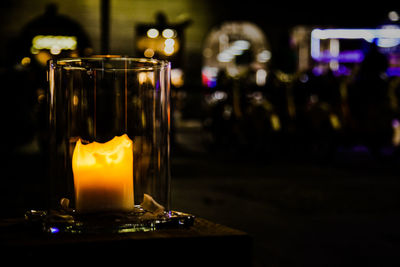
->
[171,68,184,87]
[144,48,155,58]
[72,134,134,213]
[35,50,51,66]
[137,36,180,57]
[91,54,122,58]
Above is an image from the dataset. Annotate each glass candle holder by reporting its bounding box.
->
[42,57,192,233]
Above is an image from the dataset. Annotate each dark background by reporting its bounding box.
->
[0,1,399,266]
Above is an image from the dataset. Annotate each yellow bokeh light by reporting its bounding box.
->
[21,57,31,66]
[50,46,61,55]
[164,46,174,55]
[32,35,77,50]
[147,28,159,39]
[162,29,175,38]
[35,50,51,66]
[144,48,155,58]
[73,95,79,106]
[171,68,184,87]
[270,114,281,131]
[138,72,147,84]
[164,38,175,46]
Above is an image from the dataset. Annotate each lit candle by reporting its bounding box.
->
[72,134,134,213]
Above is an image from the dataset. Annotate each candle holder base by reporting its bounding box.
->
[25,207,195,234]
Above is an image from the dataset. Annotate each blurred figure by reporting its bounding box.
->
[346,44,393,157]
[1,3,92,153]
[134,11,192,148]
[0,3,92,216]
[387,76,400,157]
[292,68,343,159]
[201,21,275,156]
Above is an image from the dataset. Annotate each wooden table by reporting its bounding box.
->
[0,217,252,266]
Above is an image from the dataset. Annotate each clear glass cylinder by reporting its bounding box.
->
[48,57,171,218]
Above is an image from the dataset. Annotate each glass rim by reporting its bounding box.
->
[49,56,171,70]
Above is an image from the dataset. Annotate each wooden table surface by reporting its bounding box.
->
[0,217,252,266]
